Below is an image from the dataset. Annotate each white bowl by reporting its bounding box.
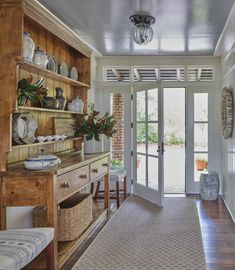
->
[24,154,61,170]
[53,135,61,141]
[46,135,53,141]
[37,136,46,143]
[61,135,68,140]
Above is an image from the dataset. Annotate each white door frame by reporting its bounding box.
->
[132,82,164,206]
[186,86,215,194]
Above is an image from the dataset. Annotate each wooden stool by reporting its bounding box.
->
[94,169,127,208]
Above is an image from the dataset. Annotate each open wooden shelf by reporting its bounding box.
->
[25,205,108,269]
[17,105,83,115]
[11,137,81,150]
[58,207,108,268]
[20,62,90,88]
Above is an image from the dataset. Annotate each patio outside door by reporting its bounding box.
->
[132,83,164,206]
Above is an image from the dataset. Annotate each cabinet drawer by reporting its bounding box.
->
[90,157,109,181]
[57,165,89,201]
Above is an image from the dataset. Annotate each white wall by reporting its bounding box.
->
[215,3,235,221]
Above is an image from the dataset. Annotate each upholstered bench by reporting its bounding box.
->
[0,227,54,270]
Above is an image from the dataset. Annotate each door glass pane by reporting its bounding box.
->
[148,156,158,190]
[194,93,208,121]
[194,153,208,181]
[148,123,158,155]
[137,91,146,121]
[137,154,146,186]
[148,89,158,121]
[137,123,146,153]
[194,123,208,151]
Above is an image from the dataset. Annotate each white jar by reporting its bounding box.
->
[23,32,35,63]
[33,47,48,68]
[68,101,76,112]
[73,97,84,113]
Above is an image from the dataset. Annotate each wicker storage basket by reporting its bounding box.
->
[33,192,93,241]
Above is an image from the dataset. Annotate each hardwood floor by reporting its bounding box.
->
[196,196,235,270]
[62,196,235,270]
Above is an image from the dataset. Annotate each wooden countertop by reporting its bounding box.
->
[1,151,110,177]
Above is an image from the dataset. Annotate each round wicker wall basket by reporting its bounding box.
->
[221,87,233,139]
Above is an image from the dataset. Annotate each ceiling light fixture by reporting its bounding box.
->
[129,14,156,45]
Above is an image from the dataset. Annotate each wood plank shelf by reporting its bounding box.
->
[17,106,83,115]
[19,62,90,88]
[11,137,81,150]
[24,207,108,269]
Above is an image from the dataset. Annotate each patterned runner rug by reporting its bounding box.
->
[73,196,206,270]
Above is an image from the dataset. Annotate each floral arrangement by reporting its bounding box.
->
[75,110,117,141]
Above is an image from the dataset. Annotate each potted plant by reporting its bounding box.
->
[75,110,117,153]
[195,157,207,171]
[17,75,47,106]
[137,157,142,168]
[111,159,124,170]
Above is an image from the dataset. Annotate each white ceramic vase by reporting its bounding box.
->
[84,136,103,154]
[23,32,35,63]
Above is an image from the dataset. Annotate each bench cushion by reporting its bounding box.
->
[0,228,54,270]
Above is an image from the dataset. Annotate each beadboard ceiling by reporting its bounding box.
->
[38,0,234,56]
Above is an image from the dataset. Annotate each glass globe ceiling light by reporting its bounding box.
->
[129,14,156,45]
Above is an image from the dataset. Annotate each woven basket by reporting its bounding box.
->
[33,193,93,241]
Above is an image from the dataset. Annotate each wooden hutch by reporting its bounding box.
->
[0,0,110,269]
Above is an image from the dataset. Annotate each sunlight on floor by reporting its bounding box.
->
[164,194,186,197]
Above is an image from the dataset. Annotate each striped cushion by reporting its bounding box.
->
[0,228,54,270]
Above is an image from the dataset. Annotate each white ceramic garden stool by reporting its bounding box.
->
[0,227,54,270]
[200,171,220,200]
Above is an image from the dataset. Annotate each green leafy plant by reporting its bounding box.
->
[167,133,184,145]
[111,159,124,169]
[75,110,117,141]
[137,124,158,144]
[17,75,47,106]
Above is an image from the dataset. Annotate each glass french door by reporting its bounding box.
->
[132,83,164,206]
[186,86,214,193]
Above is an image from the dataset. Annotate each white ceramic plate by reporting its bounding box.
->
[59,62,69,77]
[12,112,38,144]
[21,113,38,144]
[47,56,58,73]
[13,114,28,144]
[70,66,78,81]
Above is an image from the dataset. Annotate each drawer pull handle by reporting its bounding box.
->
[79,174,87,179]
[61,182,70,188]
[102,163,108,167]
[92,168,98,173]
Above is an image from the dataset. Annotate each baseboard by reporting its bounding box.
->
[221,195,235,224]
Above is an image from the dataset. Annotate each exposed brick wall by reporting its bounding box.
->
[111,93,124,161]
